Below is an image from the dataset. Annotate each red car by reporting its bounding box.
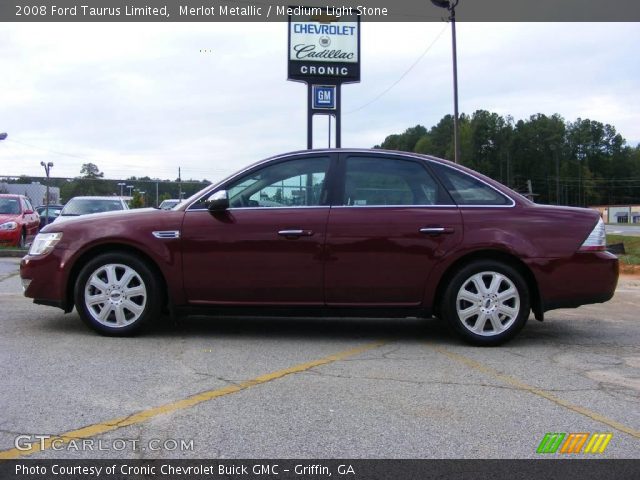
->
[20,150,618,345]
[0,194,40,248]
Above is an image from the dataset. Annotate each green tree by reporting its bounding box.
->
[129,191,144,208]
[374,111,640,206]
[80,163,104,179]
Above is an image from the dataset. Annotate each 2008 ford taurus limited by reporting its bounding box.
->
[20,149,618,345]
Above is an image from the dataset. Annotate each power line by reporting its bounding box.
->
[345,24,448,115]
[5,138,93,161]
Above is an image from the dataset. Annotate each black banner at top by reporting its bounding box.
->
[2,0,640,22]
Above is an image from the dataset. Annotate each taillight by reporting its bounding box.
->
[578,218,606,252]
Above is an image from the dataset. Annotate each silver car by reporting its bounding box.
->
[57,196,129,219]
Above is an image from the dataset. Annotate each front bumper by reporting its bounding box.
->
[20,249,73,312]
[0,228,21,246]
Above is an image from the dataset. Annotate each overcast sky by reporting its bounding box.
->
[1,22,639,181]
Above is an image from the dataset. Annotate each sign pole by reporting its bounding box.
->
[287,9,360,150]
[307,84,313,149]
[335,84,342,148]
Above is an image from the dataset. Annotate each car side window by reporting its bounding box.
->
[430,162,511,206]
[226,157,330,208]
[342,157,449,206]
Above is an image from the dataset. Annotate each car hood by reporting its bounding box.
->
[43,208,158,231]
[0,214,20,224]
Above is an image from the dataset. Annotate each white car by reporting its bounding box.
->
[57,196,129,219]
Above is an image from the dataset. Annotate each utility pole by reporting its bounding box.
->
[178,167,182,200]
[431,0,460,164]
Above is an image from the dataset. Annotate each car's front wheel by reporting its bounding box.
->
[442,260,530,346]
[74,252,161,336]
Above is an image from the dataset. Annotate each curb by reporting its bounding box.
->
[620,264,639,275]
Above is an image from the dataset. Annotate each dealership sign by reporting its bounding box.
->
[288,11,360,83]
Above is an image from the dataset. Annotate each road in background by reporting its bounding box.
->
[0,258,638,459]
[607,224,640,236]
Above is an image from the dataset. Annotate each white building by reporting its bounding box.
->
[0,182,61,206]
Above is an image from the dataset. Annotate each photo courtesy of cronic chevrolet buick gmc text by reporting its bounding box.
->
[20,150,619,345]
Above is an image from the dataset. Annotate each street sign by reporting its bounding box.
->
[312,85,336,110]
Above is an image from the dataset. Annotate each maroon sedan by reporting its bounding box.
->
[20,150,618,345]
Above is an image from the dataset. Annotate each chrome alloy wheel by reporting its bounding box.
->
[455,271,520,337]
[84,263,147,328]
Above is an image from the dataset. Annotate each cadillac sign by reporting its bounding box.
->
[288,9,360,83]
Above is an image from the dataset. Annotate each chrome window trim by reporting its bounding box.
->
[186,206,330,212]
[457,204,516,209]
[332,204,515,209]
[185,149,518,211]
[332,204,458,209]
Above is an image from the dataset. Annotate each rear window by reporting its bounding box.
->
[430,163,511,206]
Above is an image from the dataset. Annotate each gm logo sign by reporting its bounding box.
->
[312,85,336,110]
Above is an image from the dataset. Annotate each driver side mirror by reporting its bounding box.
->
[207,190,229,213]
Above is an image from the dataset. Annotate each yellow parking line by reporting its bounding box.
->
[0,341,386,459]
[428,344,640,439]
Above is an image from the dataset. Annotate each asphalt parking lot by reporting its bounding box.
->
[0,257,638,459]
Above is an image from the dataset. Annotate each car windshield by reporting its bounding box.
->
[0,199,20,215]
[61,199,124,216]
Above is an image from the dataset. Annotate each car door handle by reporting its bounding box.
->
[278,229,314,238]
[419,227,454,235]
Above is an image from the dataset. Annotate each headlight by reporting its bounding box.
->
[28,232,63,256]
[0,221,18,231]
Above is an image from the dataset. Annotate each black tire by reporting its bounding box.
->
[441,260,530,346]
[18,230,26,249]
[74,252,162,336]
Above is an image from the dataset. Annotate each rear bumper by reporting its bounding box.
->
[526,251,619,312]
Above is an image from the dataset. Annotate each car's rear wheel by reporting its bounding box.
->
[74,252,161,336]
[442,260,530,346]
